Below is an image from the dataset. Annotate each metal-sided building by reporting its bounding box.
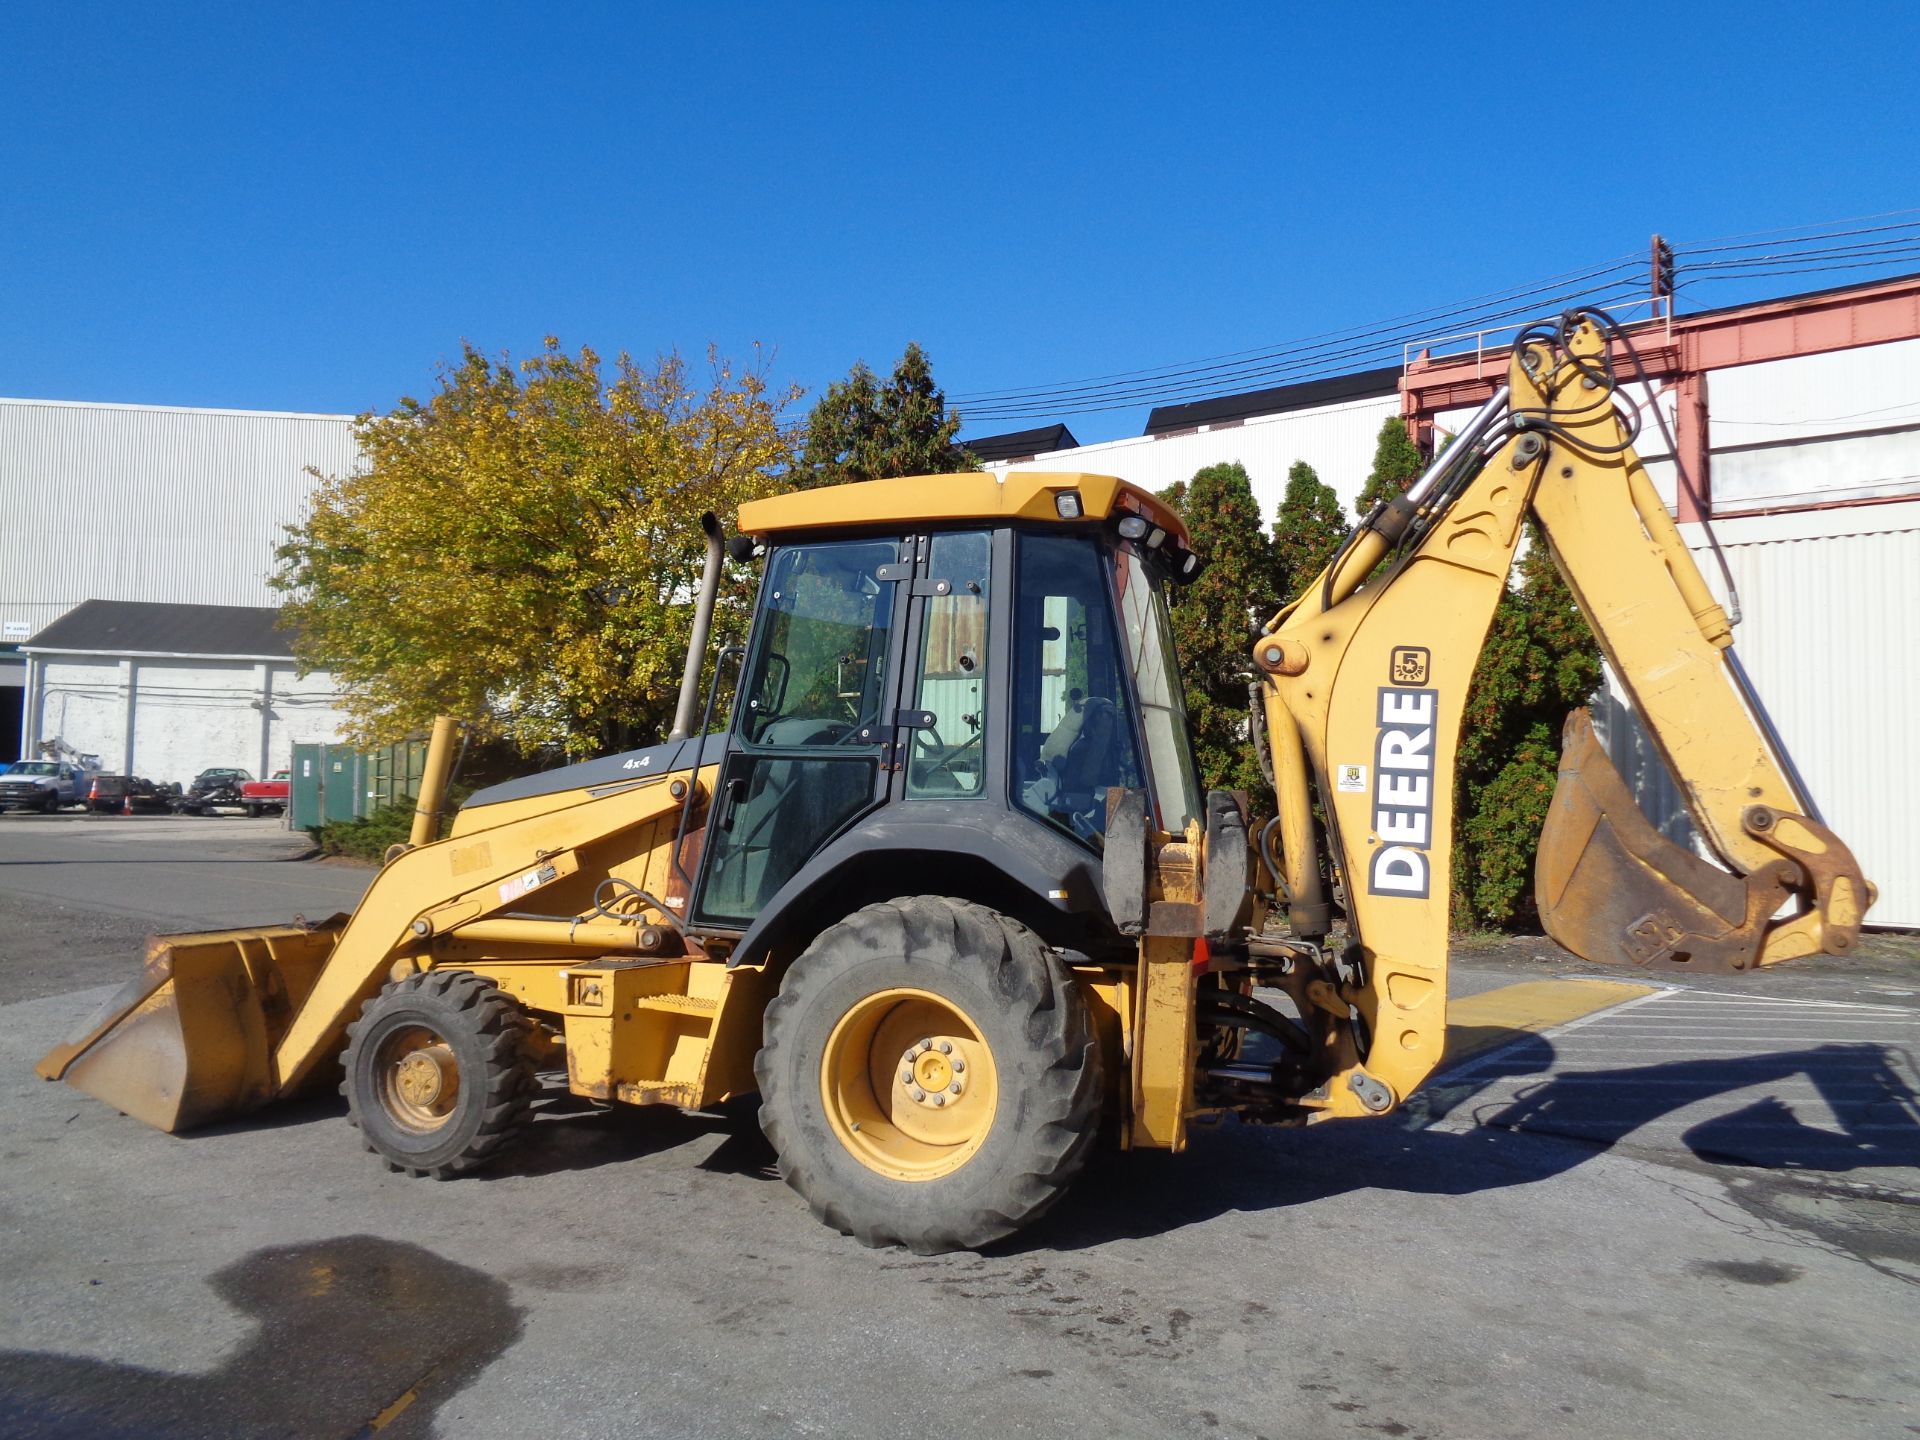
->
[1,396,360,782]
[968,274,1920,927]
[18,600,349,786]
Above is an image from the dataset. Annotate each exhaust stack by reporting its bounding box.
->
[668,512,726,743]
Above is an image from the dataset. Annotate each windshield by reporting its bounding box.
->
[6,762,58,776]
[1113,548,1203,832]
[739,539,898,746]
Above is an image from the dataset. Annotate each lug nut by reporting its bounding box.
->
[910,1086,927,1102]
[933,1094,946,1107]
[937,1040,953,1054]
[901,1069,914,1085]
[917,1037,932,1051]
[952,1058,965,1073]
[949,1082,963,1096]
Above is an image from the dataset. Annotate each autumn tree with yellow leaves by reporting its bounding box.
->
[276,339,798,759]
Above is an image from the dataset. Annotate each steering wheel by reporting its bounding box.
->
[911,723,984,783]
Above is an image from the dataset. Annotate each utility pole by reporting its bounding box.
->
[1651,233,1676,320]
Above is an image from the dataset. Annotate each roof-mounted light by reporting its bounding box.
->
[1146,526,1166,549]
[1054,490,1083,519]
[1181,551,1200,577]
[1116,514,1149,540]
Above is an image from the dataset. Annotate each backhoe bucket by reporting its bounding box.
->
[35,918,347,1132]
[1536,710,1791,974]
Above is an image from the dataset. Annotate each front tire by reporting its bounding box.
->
[756,896,1102,1254]
[342,970,537,1178]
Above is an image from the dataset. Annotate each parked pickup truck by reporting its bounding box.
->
[0,760,92,813]
[240,769,291,818]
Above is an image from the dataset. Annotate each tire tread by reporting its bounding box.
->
[757,895,1101,1254]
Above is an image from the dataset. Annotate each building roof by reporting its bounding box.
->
[959,424,1081,464]
[0,394,355,423]
[1144,365,1402,436]
[23,600,298,659]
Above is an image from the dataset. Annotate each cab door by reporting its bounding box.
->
[692,535,908,927]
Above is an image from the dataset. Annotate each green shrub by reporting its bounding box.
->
[310,801,416,862]
[309,782,478,862]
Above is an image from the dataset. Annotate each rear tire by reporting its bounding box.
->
[342,970,537,1179]
[756,896,1102,1254]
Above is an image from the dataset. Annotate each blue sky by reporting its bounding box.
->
[3,3,1914,443]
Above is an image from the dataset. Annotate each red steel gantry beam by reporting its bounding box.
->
[1400,272,1920,520]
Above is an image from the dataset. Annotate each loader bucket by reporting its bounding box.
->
[1535,710,1793,974]
[36,917,348,1132]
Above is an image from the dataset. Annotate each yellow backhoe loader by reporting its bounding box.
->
[38,310,1874,1253]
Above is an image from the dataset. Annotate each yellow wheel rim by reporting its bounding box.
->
[373,1024,462,1134]
[821,987,1000,1181]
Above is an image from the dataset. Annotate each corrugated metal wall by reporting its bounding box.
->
[1707,504,1918,928]
[1598,502,1920,929]
[983,391,1400,518]
[0,398,361,639]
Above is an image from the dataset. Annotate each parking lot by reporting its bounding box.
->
[1,818,1915,1439]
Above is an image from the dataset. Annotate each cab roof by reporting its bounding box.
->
[737,470,1190,549]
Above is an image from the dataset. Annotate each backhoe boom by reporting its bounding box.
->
[1251,310,1873,1119]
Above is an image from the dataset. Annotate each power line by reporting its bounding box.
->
[958,278,1652,423]
[1683,231,1920,270]
[955,272,1650,418]
[949,251,1645,404]
[1672,207,1920,252]
[928,210,1920,434]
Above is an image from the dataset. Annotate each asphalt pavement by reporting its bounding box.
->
[0,813,1915,1439]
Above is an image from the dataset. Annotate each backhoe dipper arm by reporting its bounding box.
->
[1251,312,1874,1121]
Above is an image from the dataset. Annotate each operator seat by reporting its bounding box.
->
[1023,694,1119,837]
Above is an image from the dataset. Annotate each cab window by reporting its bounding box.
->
[905,531,989,797]
[740,539,898,747]
[1009,533,1145,845]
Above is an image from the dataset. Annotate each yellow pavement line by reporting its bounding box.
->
[1445,978,1659,1068]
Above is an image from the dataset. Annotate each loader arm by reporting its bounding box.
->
[1250,310,1873,1120]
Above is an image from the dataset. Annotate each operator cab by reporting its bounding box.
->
[693,472,1204,957]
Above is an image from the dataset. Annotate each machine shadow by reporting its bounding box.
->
[1011,1034,1920,1254]
[484,1090,779,1181]
[0,1235,523,1440]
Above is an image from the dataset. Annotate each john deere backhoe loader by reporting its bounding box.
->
[39,310,1875,1253]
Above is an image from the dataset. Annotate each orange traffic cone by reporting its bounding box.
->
[122,794,133,816]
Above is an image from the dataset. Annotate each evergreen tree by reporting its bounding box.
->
[1159,462,1276,802]
[1353,416,1424,515]
[790,343,977,488]
[1452,531,1603,927]
[1271,460,1348,603]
